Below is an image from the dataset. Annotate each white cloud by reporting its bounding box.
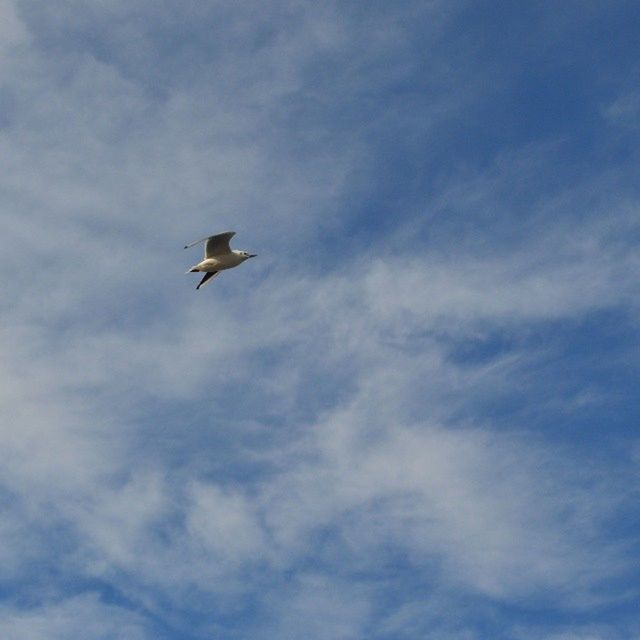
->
[604,91,640,130]
[258,410,621,601]
[186,481,267,563]
[0,0,28,56]
[512,623,640,640]
[259,574,371,640]
[0,594,155,640]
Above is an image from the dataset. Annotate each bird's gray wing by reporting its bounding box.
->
[196,271,220,290]
[205,231,235,258]
[183,231,236,258]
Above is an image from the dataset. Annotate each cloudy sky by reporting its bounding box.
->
[1,1,639,638]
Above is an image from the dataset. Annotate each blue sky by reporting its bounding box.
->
[1,1,639,638]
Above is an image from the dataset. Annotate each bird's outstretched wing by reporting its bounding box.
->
[196,271,220,290]
[184,231,236,258]
[205,232,235,258]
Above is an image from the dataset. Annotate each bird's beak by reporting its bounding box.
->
[248,254,257,258]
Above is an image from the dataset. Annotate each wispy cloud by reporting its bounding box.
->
[0,594,158,640]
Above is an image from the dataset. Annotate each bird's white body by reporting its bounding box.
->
[184,231,256,289]
[190,250,247,272]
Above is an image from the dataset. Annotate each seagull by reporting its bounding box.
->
[184,231,257,289]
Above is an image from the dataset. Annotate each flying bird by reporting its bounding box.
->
[184,231,256,289]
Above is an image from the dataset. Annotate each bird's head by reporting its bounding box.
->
[238,251,257,261]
